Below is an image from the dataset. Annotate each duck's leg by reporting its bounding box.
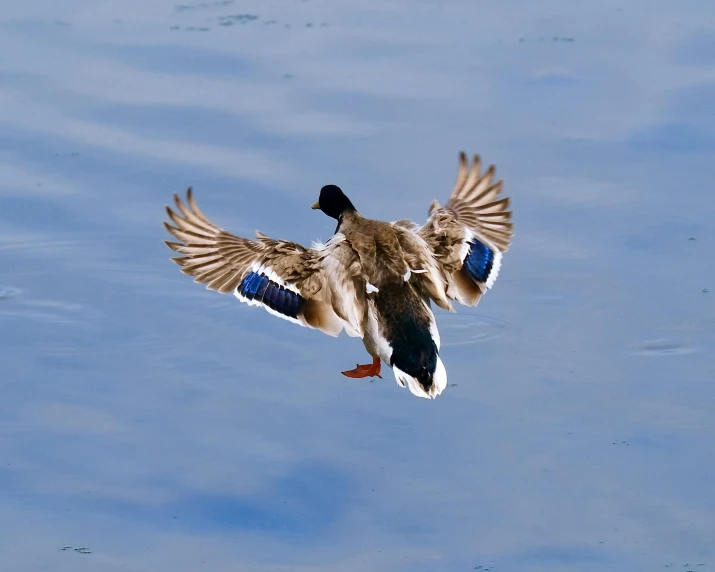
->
[341,356,382,379]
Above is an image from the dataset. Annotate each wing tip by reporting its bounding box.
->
[165,240,185,252]
[163,220,180,236]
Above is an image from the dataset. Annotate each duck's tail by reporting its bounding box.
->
[373,283,448,399]
[393,355,447,400]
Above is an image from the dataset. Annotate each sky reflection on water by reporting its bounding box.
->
[1,1,714,570]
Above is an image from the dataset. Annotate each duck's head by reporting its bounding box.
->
[312,185,356,220]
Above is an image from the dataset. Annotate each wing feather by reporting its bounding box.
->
[418,152,513,307]
[391,222,453,312]
[164,188,365,336]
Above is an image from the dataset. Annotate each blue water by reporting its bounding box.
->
[1,1,714,570]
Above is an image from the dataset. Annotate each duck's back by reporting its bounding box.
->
[338,212,410,288]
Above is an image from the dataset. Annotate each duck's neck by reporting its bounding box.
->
[335,207,358,233]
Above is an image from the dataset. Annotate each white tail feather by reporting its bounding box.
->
[392,357,447,400]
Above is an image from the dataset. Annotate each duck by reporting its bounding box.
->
[163,152,513,399]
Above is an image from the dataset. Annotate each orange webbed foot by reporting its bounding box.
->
[341,356,382,379]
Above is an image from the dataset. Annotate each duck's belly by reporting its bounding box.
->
[362,302,393,364]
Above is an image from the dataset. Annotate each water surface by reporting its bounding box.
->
[1,1,714,570]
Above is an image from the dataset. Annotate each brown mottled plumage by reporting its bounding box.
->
[164,189,367,337]
[420,152,513,306]
[163,152,513,399]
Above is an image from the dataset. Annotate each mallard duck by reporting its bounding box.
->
[164,152,513,399]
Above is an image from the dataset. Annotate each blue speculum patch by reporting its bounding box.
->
[464,238,494,283]
[238,271,305,318]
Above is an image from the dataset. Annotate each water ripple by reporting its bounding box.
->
[631,339,697,356]
[439,313,509,346]
[0,285,21,300]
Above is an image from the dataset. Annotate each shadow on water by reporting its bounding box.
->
[50,461,353,537]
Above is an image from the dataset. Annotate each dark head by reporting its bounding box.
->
[311,185,356,220]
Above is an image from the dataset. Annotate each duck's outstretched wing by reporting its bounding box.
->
[417,152,513,307]
[164,188,366,337]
